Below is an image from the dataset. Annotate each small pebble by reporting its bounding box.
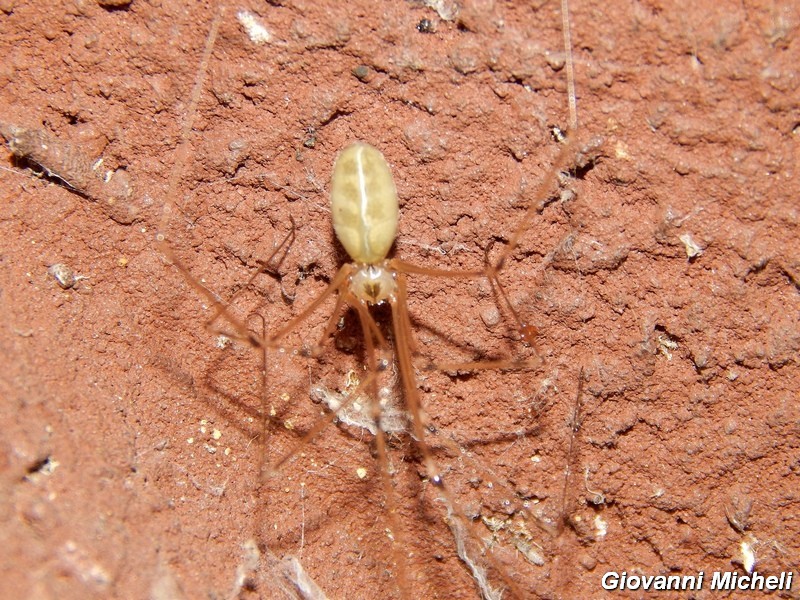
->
[48,263,76,289]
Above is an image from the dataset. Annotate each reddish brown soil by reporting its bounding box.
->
[1,1,798,599]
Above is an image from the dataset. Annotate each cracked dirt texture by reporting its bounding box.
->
[1,1,798,599]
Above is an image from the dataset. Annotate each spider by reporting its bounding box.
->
[155,1,583,597]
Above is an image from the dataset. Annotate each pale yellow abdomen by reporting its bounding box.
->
[331,143,399,264]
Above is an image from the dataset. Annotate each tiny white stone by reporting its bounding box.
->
[237,10,271,45]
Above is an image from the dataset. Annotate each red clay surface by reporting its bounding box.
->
[1,1,798,599]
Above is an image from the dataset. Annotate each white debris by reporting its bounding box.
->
[237,10,271,45]
[740,536,756,574]
[679,232,703,258]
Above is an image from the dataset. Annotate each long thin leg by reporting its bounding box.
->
[492,0,579,273]
[151,8,267,349]
[266,367,382,474]
[156,7,223,246]
[392,251,539,349]
[269,263,354,345]
[352,300,411,599]
[391,274,535,599]
[163,222,296,348]
[562,0,578,134]
[204,219,295,335]
[305,284,349,357]
[390,258,484,279]
[390,0,578,351]
[482,248,541,347]
[161,241,263,348]
[391,255,542,369]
